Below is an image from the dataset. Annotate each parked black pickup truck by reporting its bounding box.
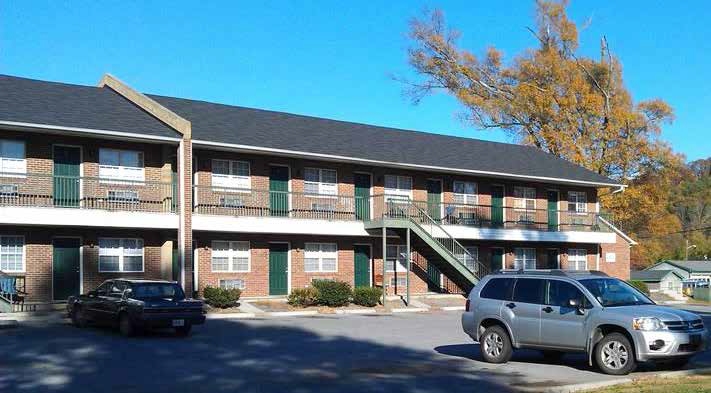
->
[67,279,205,336]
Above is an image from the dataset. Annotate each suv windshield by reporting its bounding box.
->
[580,278,653,307]
[130,283,185,300]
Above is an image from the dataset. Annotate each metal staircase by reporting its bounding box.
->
[366,197,489,292]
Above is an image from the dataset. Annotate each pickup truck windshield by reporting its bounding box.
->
[580,278,653,307]
[131,283,185,300]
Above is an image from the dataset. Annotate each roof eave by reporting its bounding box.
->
[0,120,182,144]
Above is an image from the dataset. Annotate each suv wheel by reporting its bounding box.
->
[479,325,512,363]
[595,333,636,375]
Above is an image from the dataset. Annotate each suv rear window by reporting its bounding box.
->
[480,278,514,300]
[512,278,545,304]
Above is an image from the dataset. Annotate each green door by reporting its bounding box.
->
[269,243,289,295]
[269,166,289,217]
[491,248,504,272]
[547,190,559,231]
[53,146,81,207]
[426,179,442,221]
[52,238,81,300]
[427,263,441,292]
[354,245,371,287]
[354,173,371,221]
[491,186,504,227]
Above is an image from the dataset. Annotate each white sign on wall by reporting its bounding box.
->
[605,253,616,263]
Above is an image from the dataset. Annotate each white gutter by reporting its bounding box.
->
[192,139,625,188]
[0,120,182,144]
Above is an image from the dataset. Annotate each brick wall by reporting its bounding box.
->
[599,234,632,280]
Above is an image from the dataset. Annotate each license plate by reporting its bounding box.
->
[172,319,185,327]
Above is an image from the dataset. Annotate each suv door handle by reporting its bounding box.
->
[542,306,553,313]
[505,302,516,309]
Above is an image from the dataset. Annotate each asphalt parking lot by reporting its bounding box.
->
[1,308,710,393]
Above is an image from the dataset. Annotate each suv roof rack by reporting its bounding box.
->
[492,269,609,277]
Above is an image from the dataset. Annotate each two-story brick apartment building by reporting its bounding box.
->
[0,74,635,309]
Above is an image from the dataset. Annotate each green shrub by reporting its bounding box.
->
[287,287,319,307]
[352,287,382,307]
[627,280,650,295]
[312,280,352,307]
[203,286,241,308]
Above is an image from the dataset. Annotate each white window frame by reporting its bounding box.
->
[0,235,25,273]
[304,243,338,273]
[568,191,588,214]
[568,249,588,271]
[513,186,536,210]
[98,238,144,273]
[514,248,536,270]
[211,241,251,272]
[0,139,27,177]
[211,159,250,191]
[98,148,145,183]
[384,175,412,201]
[303,167,337,196]
[456,246,478,272]
[386,244,409,272]
[453,181,478,205]
[390,276,407,289]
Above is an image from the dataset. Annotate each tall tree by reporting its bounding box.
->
[400,0,682,265]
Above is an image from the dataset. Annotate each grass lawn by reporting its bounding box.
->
[589,375,711,393]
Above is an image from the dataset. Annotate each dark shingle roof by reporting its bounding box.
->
[631,270,682,282]
[660,260,711,273]
[0,75,180,139]
[149,94,618,185]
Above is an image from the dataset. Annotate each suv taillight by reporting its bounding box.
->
[465,299,470,312]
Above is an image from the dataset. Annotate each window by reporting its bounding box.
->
[98,238,144,272]
[480,278,514,300]
[108,281,128,297]
[304,243,337,272]
[0,140,26,175]
[513,186,536,210]
[605,252,616,263]
[568,249,587,270]
[546,280,590,308]
[220,279,245,290]
[514,248,536,270]
[212,159,250,190]
[384,175,412,200]
[211,241,250,272]
[390,276,407,289]
[0,236,24,272]
[99,149,144,182]
[0,184,18,196]
[304,168,337,195]
[512,278,545,304]
[453,181,477,205]
[107,190,139,203]
[568,191,587,213]
[456,246,478,272]
[386,244,409,272]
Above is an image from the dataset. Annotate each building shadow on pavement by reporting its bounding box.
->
[1,319,526,393]
[434,343,595,371]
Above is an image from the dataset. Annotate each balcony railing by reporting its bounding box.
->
[192,187,612,233]
[0,172,177,213]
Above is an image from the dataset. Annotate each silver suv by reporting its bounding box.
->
[461,270,708,375]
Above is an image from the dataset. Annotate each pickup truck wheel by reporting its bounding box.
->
[71,306,87,328]
[479,325,512,363]
[595,333,636,375]
[175,324,192,337]
[118,313,135,337]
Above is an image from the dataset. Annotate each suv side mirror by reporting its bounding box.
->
[122,288,132,299]
[568,298,585,315]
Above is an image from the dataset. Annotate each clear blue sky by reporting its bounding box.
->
[1,1,708,161]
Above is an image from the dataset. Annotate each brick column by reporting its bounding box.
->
[178,139,194,295]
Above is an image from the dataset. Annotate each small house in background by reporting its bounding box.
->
[646,260,711,282]
[631,269,684,298]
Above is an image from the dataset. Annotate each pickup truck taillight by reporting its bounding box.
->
[465,299,470,312]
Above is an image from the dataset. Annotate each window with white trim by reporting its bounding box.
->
[212,159,250,190]
[98,238,144,272]
[211,241,250,272]
[304,168,337,195]
[568,249,587,270]
[384,175,412,200]
[390,276,407,289]
[455,246,478,272]
[453,181,477,205]
[513,186,536,210]
[0,140,26,175]
[386,244,409,272]
[514,248,536,270]
[568,191,587,213]
[219,279,245,290]
[0,236,24,272]
[99,149,144,182]
[304,243,337,272]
